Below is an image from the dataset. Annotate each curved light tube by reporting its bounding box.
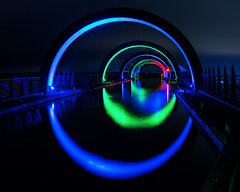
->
[48,102,192,179]
[130,59,168,78]
[102,45,176,83]
[121,54,171,78]
[128,81,168,110]
[47,17,194,89]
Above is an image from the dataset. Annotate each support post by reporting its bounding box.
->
[212,67,216,95]
[217,67,221,97]
[208,68,212,93]
[223,66,228,100]
[230,65,236,103]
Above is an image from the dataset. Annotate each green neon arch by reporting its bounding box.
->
[102,45,177,83]
[102,88,176,129]
[130,59,168,78]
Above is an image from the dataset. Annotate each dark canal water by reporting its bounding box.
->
[0,78,218,190]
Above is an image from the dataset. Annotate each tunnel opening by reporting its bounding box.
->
[130,59,168,80]
[100,41,179,83]
[139,64,164,79]
[40,8,202,93]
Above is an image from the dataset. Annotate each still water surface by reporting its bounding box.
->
[0,78,218,190]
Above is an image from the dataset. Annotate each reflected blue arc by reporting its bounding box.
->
[48,104,192,179]
[47,17,195,90]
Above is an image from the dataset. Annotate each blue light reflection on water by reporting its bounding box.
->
[48,82,193,180]
[123,80,170,115]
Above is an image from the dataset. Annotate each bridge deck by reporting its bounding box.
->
[172,83,240,192]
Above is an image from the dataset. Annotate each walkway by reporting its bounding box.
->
[171,83,240,192]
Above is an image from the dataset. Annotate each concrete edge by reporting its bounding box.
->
[0,80,132,117]
[0,89,83,117]
[199,91,240,112]
[170,86,224,152]
[170,85,240,192]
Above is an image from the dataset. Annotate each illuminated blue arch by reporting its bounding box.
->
[46,15,198,90]
[48,103,192,179]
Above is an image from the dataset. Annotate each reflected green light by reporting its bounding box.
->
[102,45,177,83]
[131,81,148,104]
[102,87,176,129]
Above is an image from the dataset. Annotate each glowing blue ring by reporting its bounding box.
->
[48,103,192,179]
[47,17,195,89]
[121,54,172,79]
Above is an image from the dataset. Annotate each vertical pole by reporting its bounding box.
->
[67,71,69,88]
[202,69,205,90]
[230,65,236,103]
[57,71,60,88]
[71,71,74,87]
[223,66,228,100]
[217,67,221,97]
[212,67,216,95]
[38,72,41,93]
[10,73,13,98]
[208,68,212,93]
[21,73,24,96]
[30,72,33,94]
[205,68,208,92]
[62,71,65,88]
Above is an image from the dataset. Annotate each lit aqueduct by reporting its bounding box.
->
[40,8,202,92]
[42,8,203,179]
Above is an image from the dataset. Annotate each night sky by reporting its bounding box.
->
[1,0,240,74]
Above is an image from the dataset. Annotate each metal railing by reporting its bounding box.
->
[0,71,100,100]
[201,66,240,106]
[52,71,99,89]
[0,76,41,100]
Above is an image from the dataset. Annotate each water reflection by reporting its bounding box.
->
[103,80,176,129]
[0,109,42,137]
[48,79,193,179]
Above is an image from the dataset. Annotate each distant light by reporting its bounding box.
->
[166,68,170,72]
[51,86,54,90]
